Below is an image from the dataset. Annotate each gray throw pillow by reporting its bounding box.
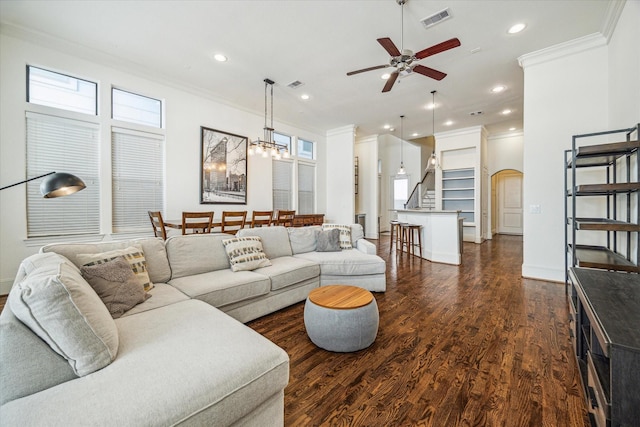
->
[81,256,151,319]
[316,228,341,252]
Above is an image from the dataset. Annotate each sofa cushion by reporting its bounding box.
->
[316,228,341,252]
[41,237,171,284]
[76,245,153,292]
[294,249,386,276]
[222,236,272,272]
[80,256,150,318]
[0,300,290,427]
[169,269,270,308]
[0,305,78,405]
[322,224,353,249]
[236,226,293,259]
[120,283,189,317]
[350,223,365,245]
[253,256,320,291]
[165,233,230,279]
[287,226,320,254]
[8,253,119,376]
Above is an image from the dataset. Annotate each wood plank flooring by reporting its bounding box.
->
[248,234,589,426]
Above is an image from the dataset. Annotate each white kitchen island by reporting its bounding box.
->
[395,209,462,265]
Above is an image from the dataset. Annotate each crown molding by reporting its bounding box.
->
[600,0,626,42]
[518,33,606,69]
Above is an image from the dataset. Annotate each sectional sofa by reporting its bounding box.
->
[0,224,385,426]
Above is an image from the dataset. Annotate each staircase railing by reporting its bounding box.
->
[405,167,436,209]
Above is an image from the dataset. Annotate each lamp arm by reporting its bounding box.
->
[0,172,55,191]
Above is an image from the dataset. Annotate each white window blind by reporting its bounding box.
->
[26,112,100,237]
[112,127,164,233]
[272,159,292,210]
[297,162,315,214]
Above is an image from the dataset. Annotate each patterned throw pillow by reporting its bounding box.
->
[321,224,353,249]
[222,236,272,272]
[81,256,151,319]
[316,229,341,252]
[76,245,153,292]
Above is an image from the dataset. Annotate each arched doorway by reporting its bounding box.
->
[491,169,523,235]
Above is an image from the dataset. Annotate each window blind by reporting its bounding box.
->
[26,112,100,237]
[112,127,164,233]
[297,162,315,214]
[272,159,292,210]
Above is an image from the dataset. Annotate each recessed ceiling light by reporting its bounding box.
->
[444,120,453,126]
[381,73,391,80]
[502,109,512,115]
[509,127,516,131]
[389,127,395,132]
[213,53,227,62]
[492,85,506,93]
[508,23,526,34]
[412,132,418,137]
[426,103,436,110]
[300,94,310,100]
[383,124,391,129]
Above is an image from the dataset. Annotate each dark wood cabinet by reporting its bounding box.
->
[291,214,324,227]
[569,268,640,427]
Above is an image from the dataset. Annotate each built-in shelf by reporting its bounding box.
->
[442,168,475,225]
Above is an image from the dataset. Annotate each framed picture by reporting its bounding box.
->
[200,126,247,204]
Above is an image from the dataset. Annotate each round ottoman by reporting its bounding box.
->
[304,284,379,352]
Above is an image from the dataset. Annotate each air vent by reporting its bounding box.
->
[420,8,451,29]
[469,111,483,116]
[287,80,304,89]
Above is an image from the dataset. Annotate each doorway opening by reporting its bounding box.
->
[491,169,523,236]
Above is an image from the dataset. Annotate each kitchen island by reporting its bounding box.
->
[395,209,462,265]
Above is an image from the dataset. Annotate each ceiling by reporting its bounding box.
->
[0,0,611,139]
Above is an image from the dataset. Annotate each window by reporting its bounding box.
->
[273,159,293,210]
[26,112,100,237]
[297,138,314,160]
[393,176,409,210]
[27,66,97,115]
[297,162,315,214]
[112,88,162,128]
[112,128,164,233]
[273,132,291,153]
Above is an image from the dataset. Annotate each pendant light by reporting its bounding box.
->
[397,115,406,175]
[249,79,290,159]
[429,90,439,168]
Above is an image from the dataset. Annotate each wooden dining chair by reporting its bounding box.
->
[221,211,247,234]
[181,211,214,235]
[250,210,273,228]
[272,210,295,227]
[148,211,168,240]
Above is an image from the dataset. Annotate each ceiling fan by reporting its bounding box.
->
[346,0,461,93]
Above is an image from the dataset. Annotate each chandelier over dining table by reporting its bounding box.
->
[248,78,290,159]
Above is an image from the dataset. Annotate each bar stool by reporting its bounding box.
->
[400,223,422,258]
[389,220,402,254]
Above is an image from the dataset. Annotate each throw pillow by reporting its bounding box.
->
[77,245,153,292]
[316,228,341,252]
[222,236,272,272]
[322,224,353,249]
[9,253,119,377]
[81,256,151,319]
[288,226,320,254]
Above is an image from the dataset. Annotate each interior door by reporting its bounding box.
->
[497,170,523,235]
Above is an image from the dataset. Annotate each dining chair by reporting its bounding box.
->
[221,211,247,234]
[181,211,214,235]
[148,211,168,240]
[272,210,295,227]
[250,210,273,228]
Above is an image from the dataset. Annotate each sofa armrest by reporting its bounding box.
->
[356,239,376,255]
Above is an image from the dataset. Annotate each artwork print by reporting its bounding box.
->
[200,127,247,204]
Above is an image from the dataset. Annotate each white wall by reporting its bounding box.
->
[0,33,326,292]
[325,125,356,224]
[487,132,524,176]
[519,35,609,282]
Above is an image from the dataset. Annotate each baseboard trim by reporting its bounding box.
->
[521,264,564,282]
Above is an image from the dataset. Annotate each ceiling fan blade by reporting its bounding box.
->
[382,72,399,93]
[413,65,447,81]
[415,38,461,60]
[346,64,389,76]
[377,37,401,57]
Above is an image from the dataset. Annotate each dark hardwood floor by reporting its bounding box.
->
[248,234,589,426]
[0,235,588,426]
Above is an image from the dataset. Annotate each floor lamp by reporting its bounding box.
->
[0,172,86,198]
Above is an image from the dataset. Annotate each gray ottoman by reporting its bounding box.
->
[304,284,379,352]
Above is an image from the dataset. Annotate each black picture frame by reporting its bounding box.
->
[200,126,247,204]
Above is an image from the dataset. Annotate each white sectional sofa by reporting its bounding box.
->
[0,224,385,426]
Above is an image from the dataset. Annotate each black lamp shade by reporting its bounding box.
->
[40,172,86,198]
